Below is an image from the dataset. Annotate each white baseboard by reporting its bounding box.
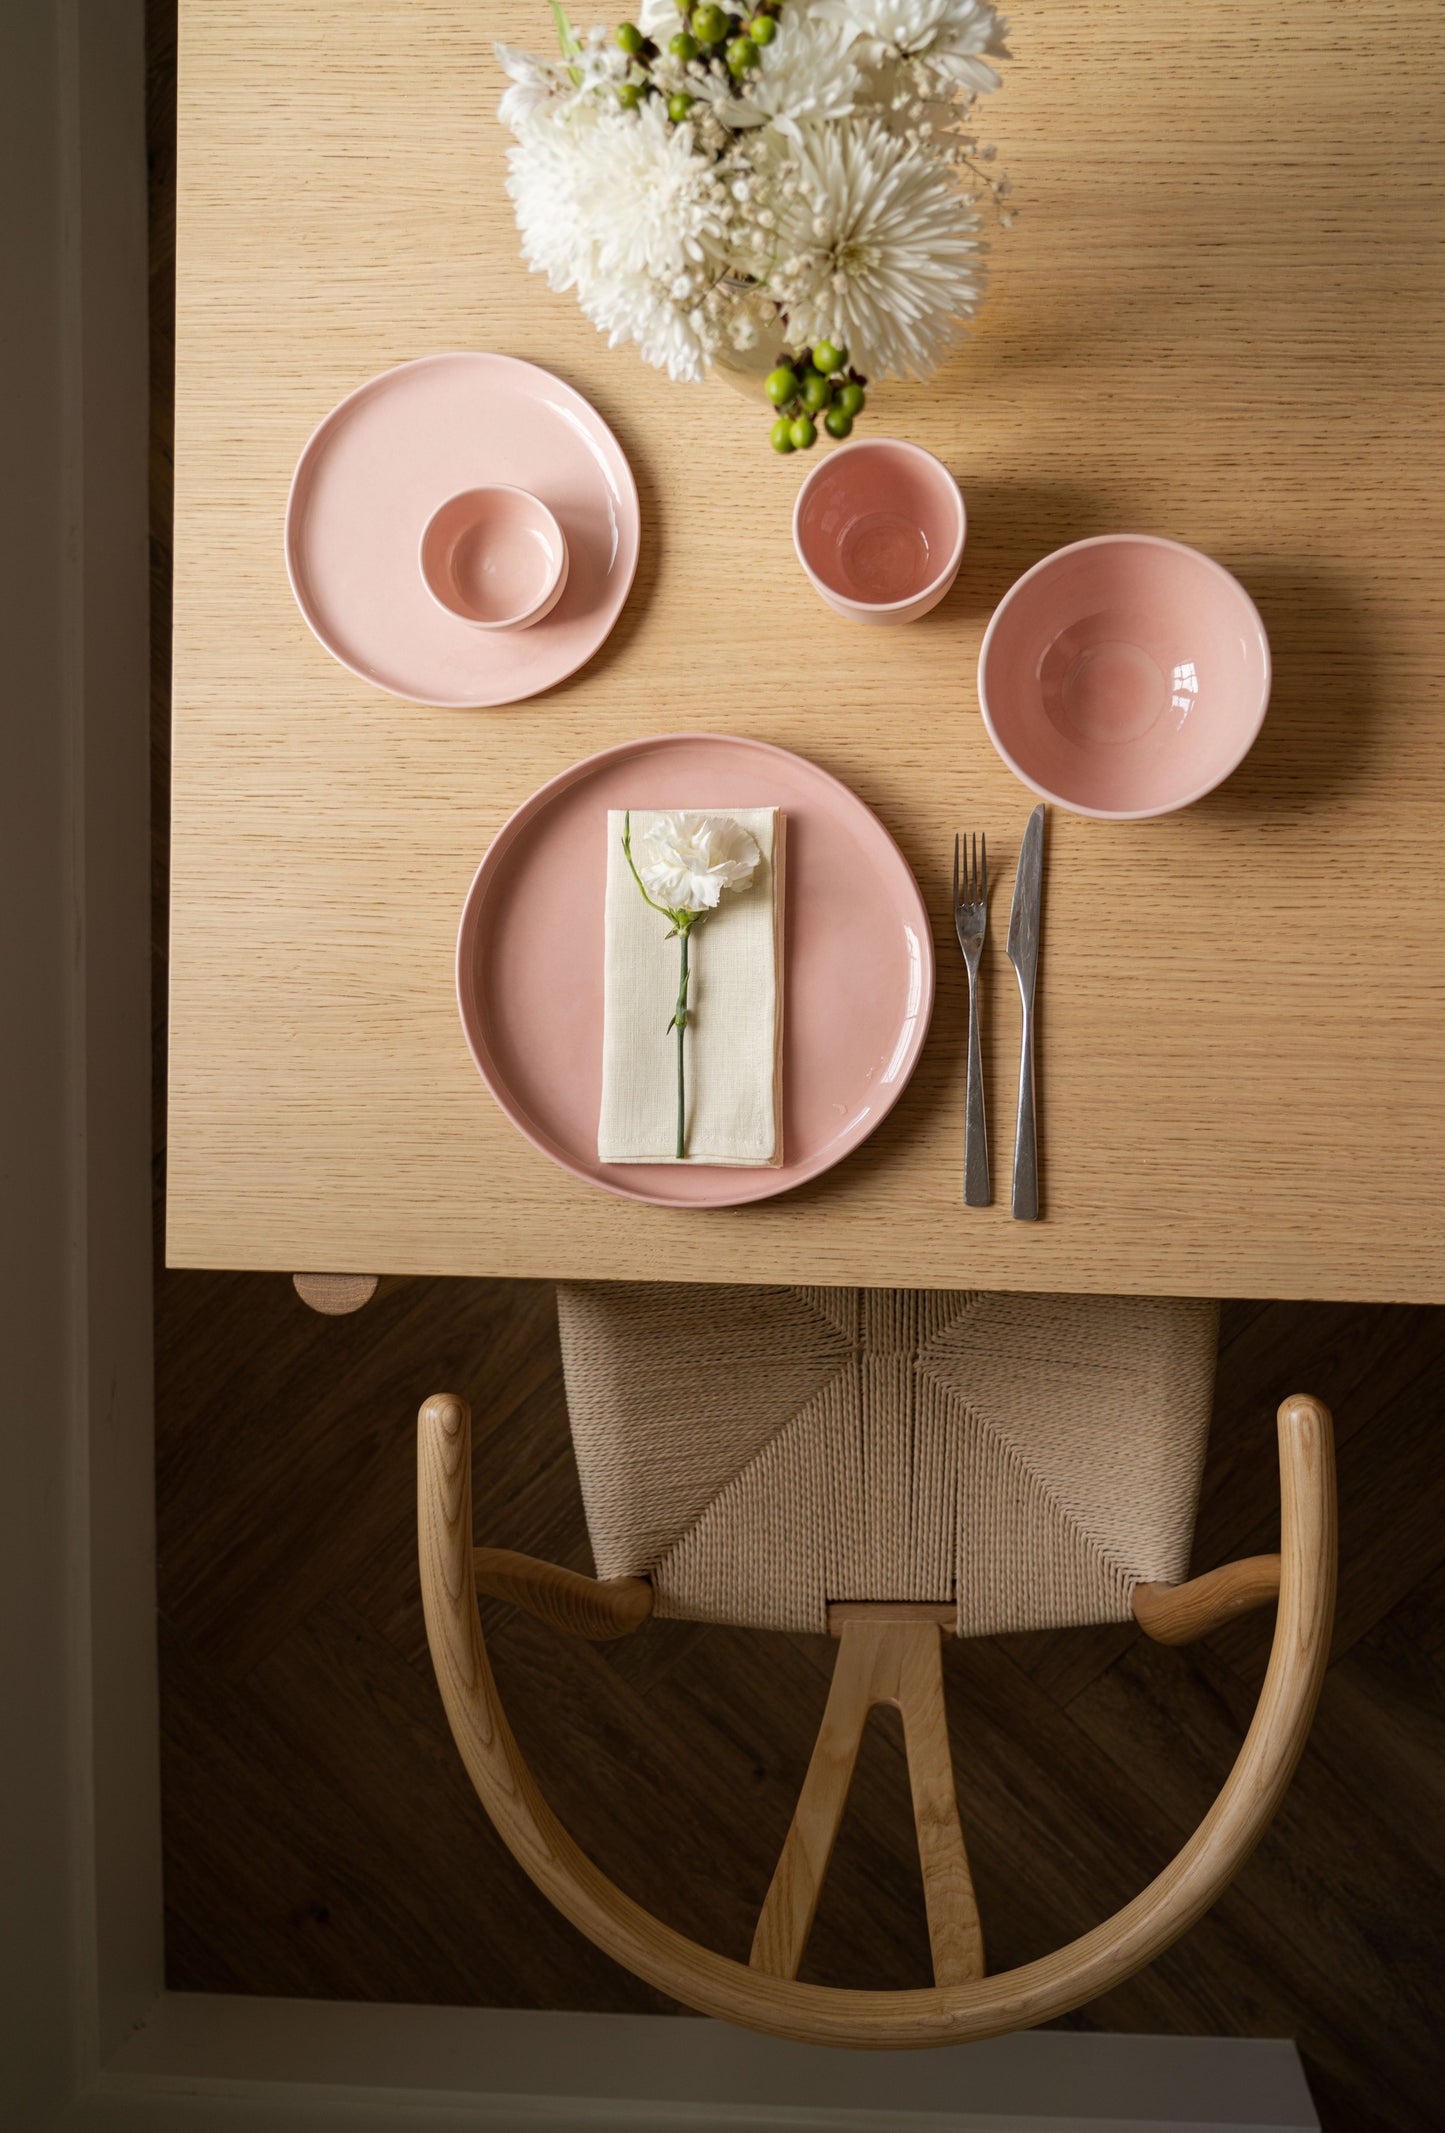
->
[69,1996,1318,2132]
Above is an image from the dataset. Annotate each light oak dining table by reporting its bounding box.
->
[168,0,1445,1305]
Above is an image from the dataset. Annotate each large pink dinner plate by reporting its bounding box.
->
[456,734,935,1207]
[284,352,639,708]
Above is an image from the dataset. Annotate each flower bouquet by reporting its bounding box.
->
[497,0,1011,452]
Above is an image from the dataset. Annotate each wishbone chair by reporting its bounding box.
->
[417,1284,1335,2049]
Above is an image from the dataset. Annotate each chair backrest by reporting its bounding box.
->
[418,1388,1335,2046]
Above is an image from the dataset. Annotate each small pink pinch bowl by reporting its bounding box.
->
[419,483,568,631]
[793,437,966,625]
[978,534,1271,820]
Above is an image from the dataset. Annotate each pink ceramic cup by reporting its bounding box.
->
[793,438,966,625]
[419,484,568,631]
[977,534,1271,820]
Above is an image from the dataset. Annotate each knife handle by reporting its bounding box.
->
[1012,1001,1038,1221]
[963,964,989,1207]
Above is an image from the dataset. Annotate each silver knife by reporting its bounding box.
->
[1005,804,1046,1220]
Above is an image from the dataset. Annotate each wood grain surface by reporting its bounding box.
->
[168,0,1445,1298]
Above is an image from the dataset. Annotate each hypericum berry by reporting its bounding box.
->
[823,407,853,439]
[617,80,644,109]
[669,28,699,58]
[836,381,866,418]
[668,91,695,120]
[727,33,759,71]
[789,415,818,449]
[799,370,832,413]
[691,4,728,43]
[811,338,846,374]
[750,13,777,41]
[770,416,796,453]
[616,21,645,53]
[765,364,799,407]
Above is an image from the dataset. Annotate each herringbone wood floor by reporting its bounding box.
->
[149,10,1443,2128]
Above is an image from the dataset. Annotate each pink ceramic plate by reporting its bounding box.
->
[456,734,934,1207]
[284,353,639,708]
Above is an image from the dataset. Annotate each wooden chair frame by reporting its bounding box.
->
[417,1391,1335,2049]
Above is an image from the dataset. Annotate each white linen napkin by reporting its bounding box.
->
[598,807,784,1166]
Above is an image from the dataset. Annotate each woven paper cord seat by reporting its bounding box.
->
[556,1284,1220,1638]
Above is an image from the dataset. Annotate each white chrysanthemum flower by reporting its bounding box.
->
[504,98,729,381]
[719,12,863,138]
[820,0,1009,95]
[587,268,721,381]
[635,813,761,913]
[778,118,986,377]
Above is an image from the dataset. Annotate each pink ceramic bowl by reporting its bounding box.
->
[977,534,1271,819]
[419,484,568,631]
[793,438,965,625]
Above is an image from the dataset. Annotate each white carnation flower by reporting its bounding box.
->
[778,117,986,377]
[820,0,1009,94]
[634,813,762,913]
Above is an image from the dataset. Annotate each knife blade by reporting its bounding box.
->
[1005,803,1045,1219]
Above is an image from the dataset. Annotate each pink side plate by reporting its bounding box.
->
[455,733,935,1208]
[284,352,639,709]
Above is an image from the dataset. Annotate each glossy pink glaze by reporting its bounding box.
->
[419,485,568,630]
[455,733,934,1208]
[978,535,1271,819]
[793,439,965,625]
[285,352,639,708]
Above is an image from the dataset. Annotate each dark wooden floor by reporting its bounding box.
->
[149,11,1444,2129]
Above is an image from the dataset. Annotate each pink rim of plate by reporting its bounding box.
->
[283,351,640,709]
[792,437,966,618]
[976,533,1272,821]
[454,732,936,1208]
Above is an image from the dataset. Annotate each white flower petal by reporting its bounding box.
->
[634,813,762,914]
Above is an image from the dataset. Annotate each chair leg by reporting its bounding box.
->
[894,1624,986,1987]
[750,1619,983,1987]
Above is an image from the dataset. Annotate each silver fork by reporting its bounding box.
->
[953,832,990,1207]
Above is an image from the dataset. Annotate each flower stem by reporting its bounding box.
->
[621,812,677,923]
[674,926,690,1159]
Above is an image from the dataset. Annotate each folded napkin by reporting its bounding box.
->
[598,806,784,1166]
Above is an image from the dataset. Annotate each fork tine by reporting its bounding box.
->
[953,831,959,909]
[972,833,979,904]
[980,831,987,907]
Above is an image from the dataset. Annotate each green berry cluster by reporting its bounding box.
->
[764,342,868,453]
[613,0,782,116]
